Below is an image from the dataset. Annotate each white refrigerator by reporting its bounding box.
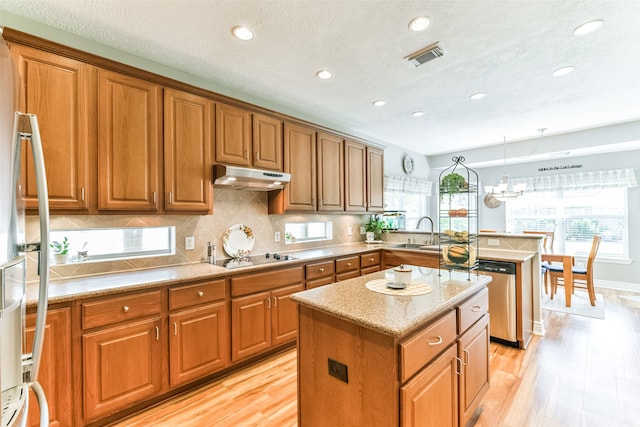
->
[0,28,51,427]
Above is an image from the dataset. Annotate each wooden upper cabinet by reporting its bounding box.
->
[164,88,214,213]
[97,69,162,211]
[367,146,385,212]
[269,123,316,213]
[344,139,367,212]
[317,132,344,211]
[11,44,93,212]
[215,102,251,166]
[252,113,283,171]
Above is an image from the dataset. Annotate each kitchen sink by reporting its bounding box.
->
[390,243,439,251]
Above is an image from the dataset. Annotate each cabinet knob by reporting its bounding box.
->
[369,258,374,262]
[346,262,351,267]
[197,291,204,297]
[122,306,130,313]
[319,267,325,272]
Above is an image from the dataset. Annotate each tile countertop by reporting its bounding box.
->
[26,242,529,307]
[291,266,491,338]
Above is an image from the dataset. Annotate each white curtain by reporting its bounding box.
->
[384,174,433,195]
[510,168,638,192]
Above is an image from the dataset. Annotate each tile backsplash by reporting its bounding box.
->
[25,188,369,282]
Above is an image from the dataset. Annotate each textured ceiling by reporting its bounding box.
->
[2,0,640,156]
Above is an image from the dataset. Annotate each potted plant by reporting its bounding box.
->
[365,216,387,241]
[440,172,467,201]
[51,236,70,264]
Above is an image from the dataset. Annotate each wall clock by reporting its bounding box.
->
[483,193,502,209]
[402,155,415,175]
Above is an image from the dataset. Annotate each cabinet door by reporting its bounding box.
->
[215,102,251,166]
[401,344,459,427]
[82,317,163,422]
[12,45,92,212]
[252,113,283,171]
[367,146,385,212]
[271,284,304,346]
[317,132,344,211]
[164,88,214,213]
[169,302,228,387]
[344,139,366,211]
[458,314,490,426]
[282,123,316,211]
[24,308,72,427]
[231,292,271,361]
[98,69,162,211]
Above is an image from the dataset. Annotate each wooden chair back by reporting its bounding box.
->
[582,234,602,281]
[523,231,555,253]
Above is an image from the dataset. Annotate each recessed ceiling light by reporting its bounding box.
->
[409,16,431,32]
[232,26,254,41]
[573,19,604,36]
[373,100,386,107]
[552,66,575,77]
[411,111,424,117]
[470,92,486,100]
[316,70,333,80]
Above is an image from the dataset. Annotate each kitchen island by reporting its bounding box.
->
[292,266,491,427]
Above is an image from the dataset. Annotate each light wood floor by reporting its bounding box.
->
[112,289,640,427]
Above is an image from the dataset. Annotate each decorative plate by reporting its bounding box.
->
[222,224,255,258]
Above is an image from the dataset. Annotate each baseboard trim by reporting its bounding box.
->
[533,320,545,336]
[595,279,640,293]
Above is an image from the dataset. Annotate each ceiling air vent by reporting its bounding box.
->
[404,42,445,67]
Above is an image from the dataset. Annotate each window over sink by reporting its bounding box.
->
[284,222,333,244]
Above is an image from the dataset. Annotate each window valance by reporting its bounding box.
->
[509,168,638,192]
[384,174,433,195]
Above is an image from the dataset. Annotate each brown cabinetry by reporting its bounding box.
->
[215,102,251,166]
[457,314,490,426]
[367,146,385,212]
[97,69,162,211]
[24,307,72,427]
[252,113,283,171]
[168,279,228,386]
[383,250,440,269]
[345,140,384,212]
[164,88,214,213]
[335,255,360,281]
[360,251,382,275]
[231,266,304,361]
[10,44,93,212]
[317,132,344,211]
[305,260,335,289]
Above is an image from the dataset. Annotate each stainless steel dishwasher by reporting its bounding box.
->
[477,260,518,347]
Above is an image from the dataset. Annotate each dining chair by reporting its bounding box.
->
[545,235,602,306]
[523,230,555,294]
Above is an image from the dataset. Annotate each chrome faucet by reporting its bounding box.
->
[416,216,435,245]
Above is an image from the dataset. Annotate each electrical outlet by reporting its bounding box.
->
[360,226,366,234]
[274,231,281,243]
[488,238,500,246]
[347,226,352,236]
[328,358,348,383]
[185,236,195,250]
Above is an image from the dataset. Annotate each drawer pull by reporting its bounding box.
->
[471,305,483,312]
[197,291,204,297]
[346,262,351,267]
[155,326,160,340]
[319,267,325,272]
[173,322,178,336]
[122,306,130,313]
[462,349,470,366]
[427,336,443,346]
[369,258,374,262]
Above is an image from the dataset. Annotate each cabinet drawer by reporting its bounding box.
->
[169,279,226,310]
[336,270,360,281]
[399,310,457,383]
[232,266,304,297]
[361,265,380,275]
[306,276,335,289]
[305,261,335,281]
[335,256,359,274]
[360,252,380,269]
[82,290,162,330]
[457,288,489,334]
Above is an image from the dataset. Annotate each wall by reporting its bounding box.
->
[25,189,368,282]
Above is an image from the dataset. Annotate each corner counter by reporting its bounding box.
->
[293,266,492,426]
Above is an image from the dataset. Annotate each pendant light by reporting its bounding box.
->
[485,137,525,201]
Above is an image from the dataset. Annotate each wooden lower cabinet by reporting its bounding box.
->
[231,283,304,361]
[383,250,439,269]
[82,317,163,422]
[401,344,459,427]
[24,307,72,427]
[169,302,228,387]
[458,314,490,425]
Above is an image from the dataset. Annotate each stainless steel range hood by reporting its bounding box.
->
[213,165,290,191]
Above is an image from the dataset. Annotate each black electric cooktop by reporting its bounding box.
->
[214,253,297,269]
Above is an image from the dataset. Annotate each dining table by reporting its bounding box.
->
[541,253,575,307]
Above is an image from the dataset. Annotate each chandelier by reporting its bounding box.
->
[484,137,525,201]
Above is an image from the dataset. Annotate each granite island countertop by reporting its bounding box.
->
[291,266,491,337]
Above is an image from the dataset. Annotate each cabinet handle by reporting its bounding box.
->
[81,187,85,201]
[255,151,260,161]
[319,267,325,272]
[173,322,177,336]
[272,296,277,307]
[462,349,470,366]
[155,326,160,340]
[122,306,130,313]
[153,191,157,205]
[245,149,249,159]
[471,305,483,312]
[454,357,463,375]
[266,298,271,309]
[169,192,173,204]
[427,336,443,346]
[197,291,204,297]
